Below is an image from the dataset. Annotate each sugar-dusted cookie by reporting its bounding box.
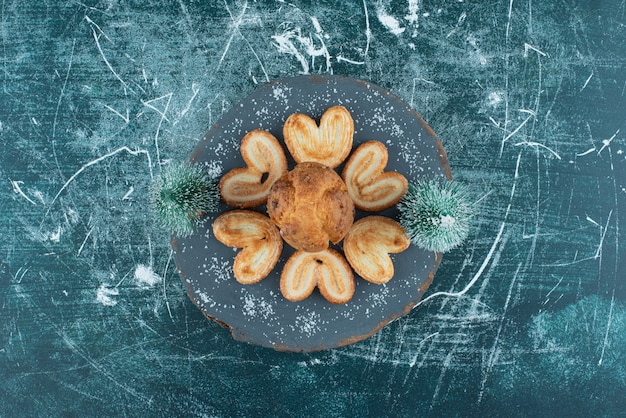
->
[283,106,353,169]
[212,210,283,284]
[342,140,408,211]
[280,249,355,304]
[343,216,410,284]
[219,130,288,208]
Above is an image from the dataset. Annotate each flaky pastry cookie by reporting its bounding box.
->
[212,210,283,284]
[219,130,287,208]
[342,140,408,211]
[343,216,410,284]
[280,249,355,304]
[283,106,354,169]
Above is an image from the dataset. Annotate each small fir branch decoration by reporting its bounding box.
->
[152,162,219,237]
[398,178,473,253]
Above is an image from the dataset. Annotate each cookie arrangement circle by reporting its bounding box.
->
[173,75,451,352]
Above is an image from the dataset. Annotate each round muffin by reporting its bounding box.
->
[267,162,354,252]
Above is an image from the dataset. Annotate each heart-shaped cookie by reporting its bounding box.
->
[219,130,287,208]
[212,210,283,284]
[343,216,410,284]
[280,249,355,304]
[342,140,408,211]
[283,106,354,169]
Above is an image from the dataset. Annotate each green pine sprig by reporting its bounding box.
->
[152,162,219,237]
[398,178,473,253]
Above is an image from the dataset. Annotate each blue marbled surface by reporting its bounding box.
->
[1,0,625,416]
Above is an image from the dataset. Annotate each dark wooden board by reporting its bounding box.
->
[172,75,450,351]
